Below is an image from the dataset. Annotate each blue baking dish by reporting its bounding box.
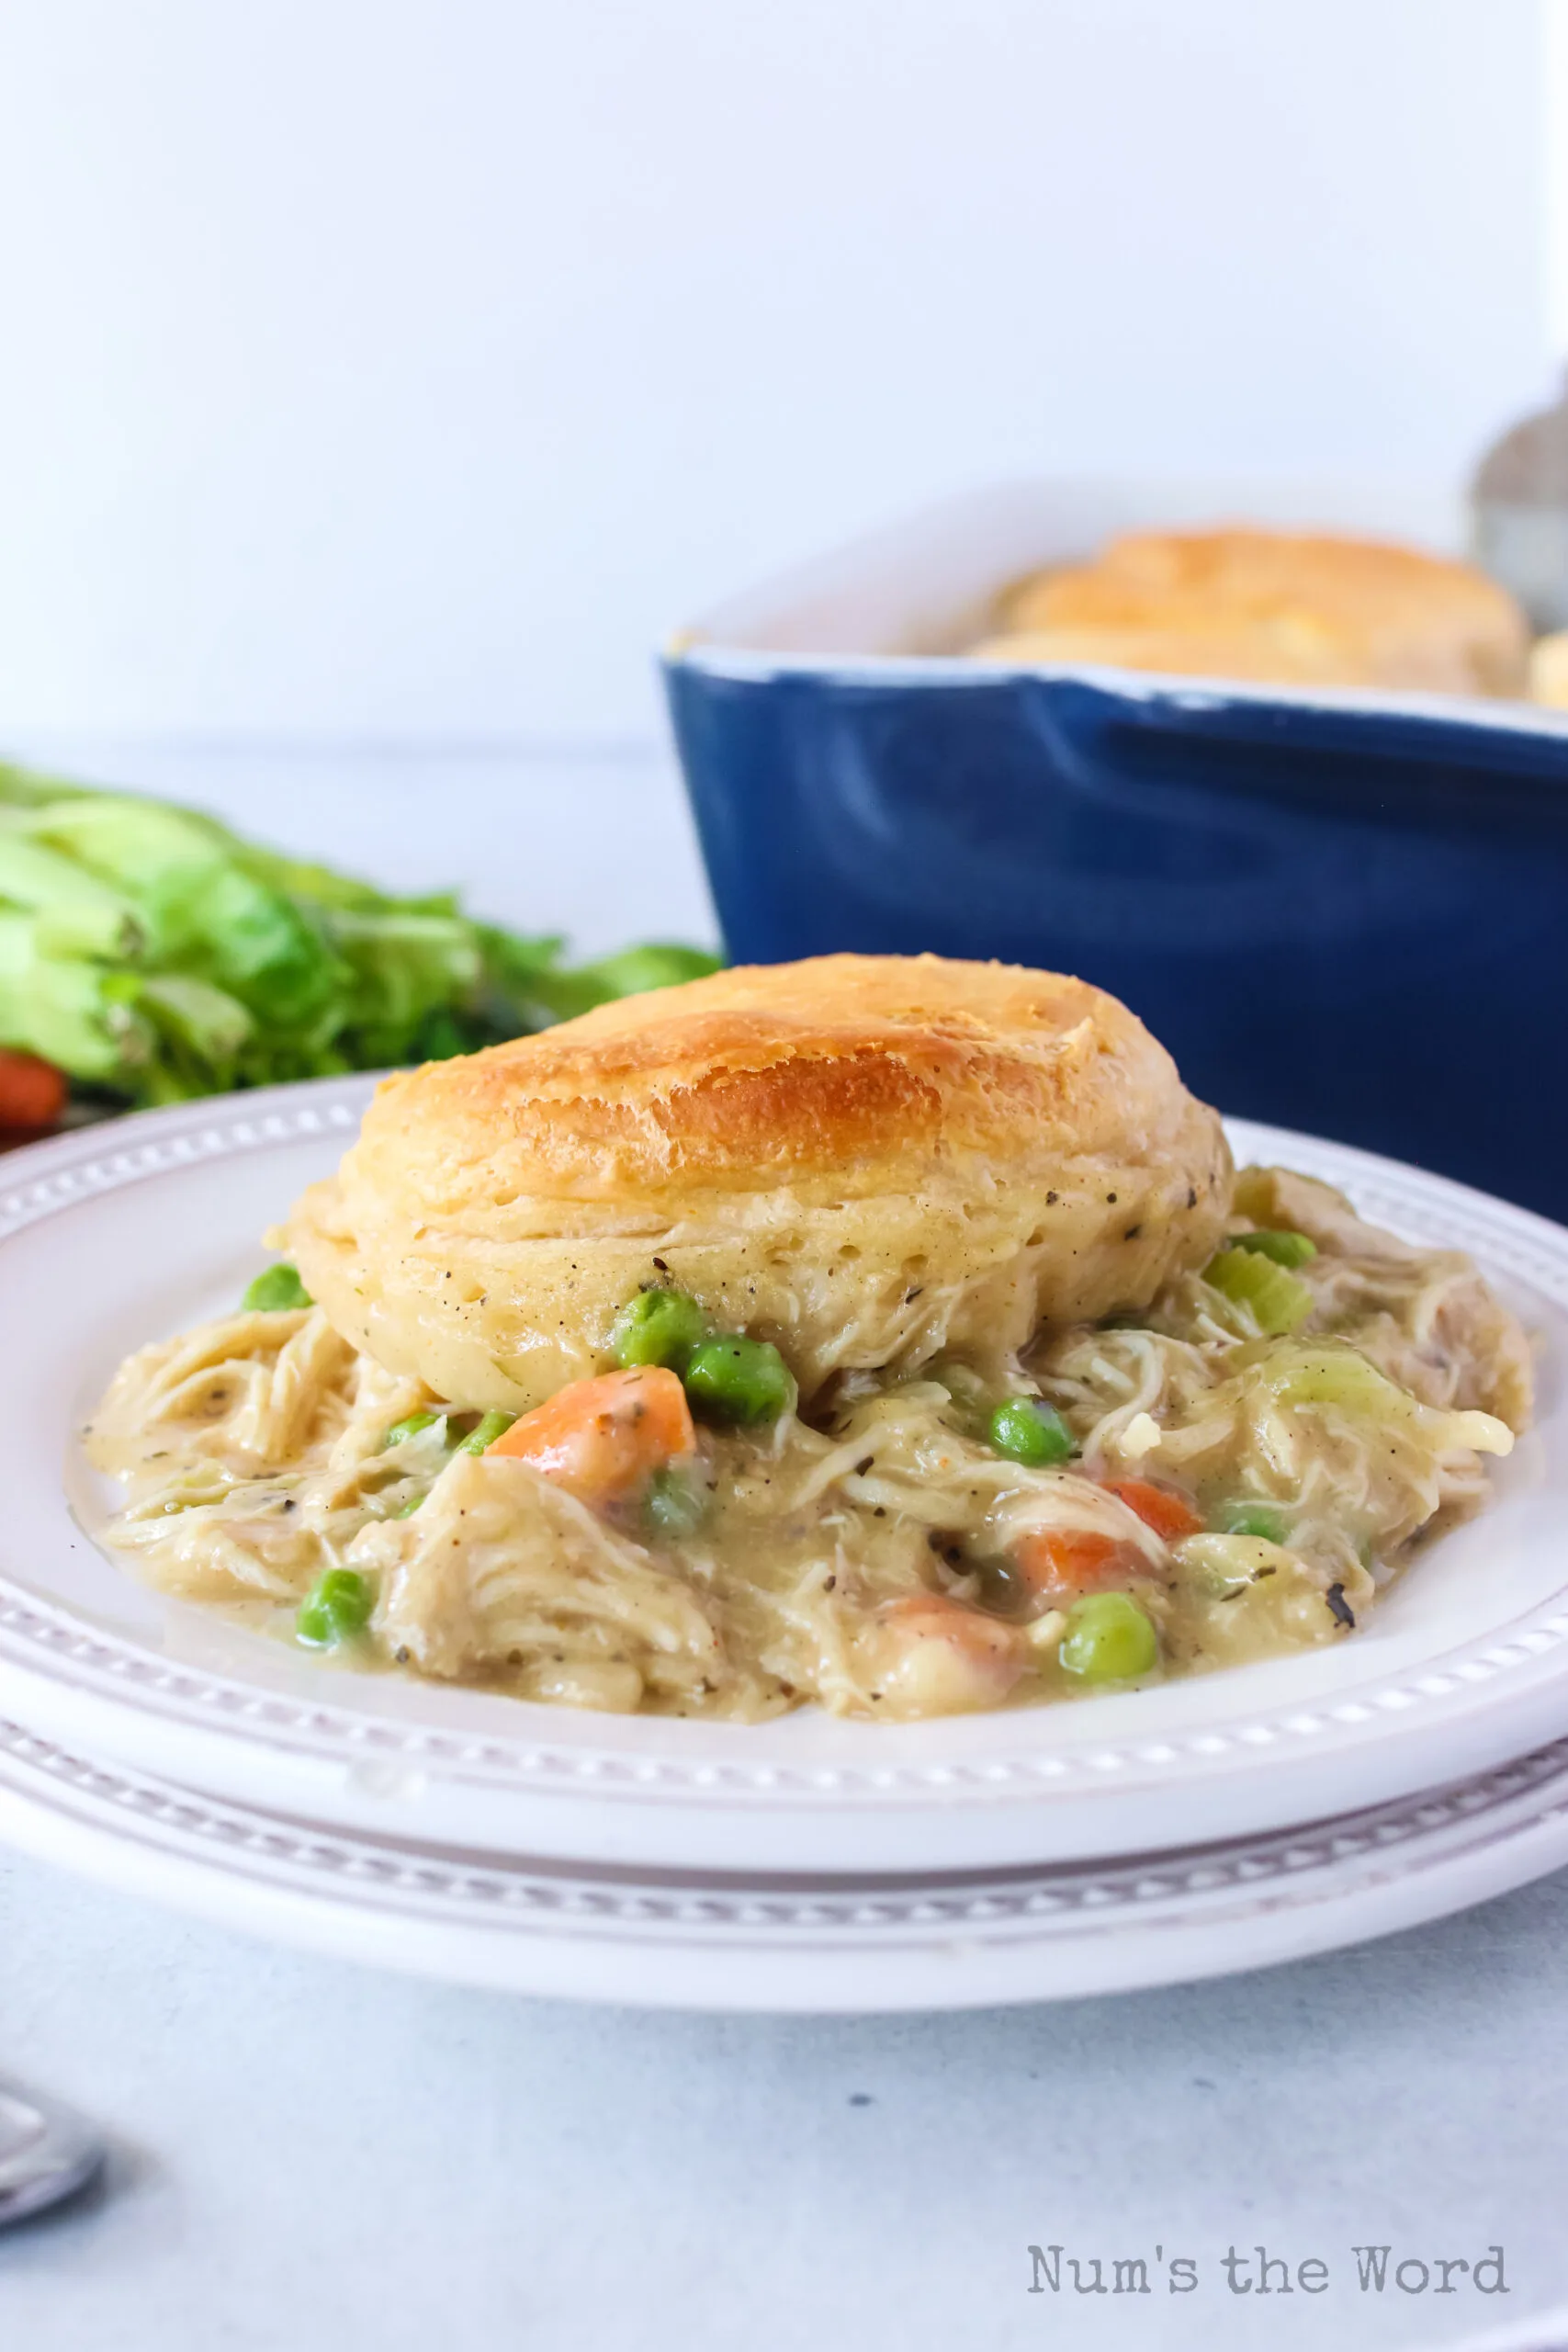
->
[663,482,1568,1220]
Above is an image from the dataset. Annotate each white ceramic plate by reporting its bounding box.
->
[0,1080,1564,1875]
[6,1714,1568,2010]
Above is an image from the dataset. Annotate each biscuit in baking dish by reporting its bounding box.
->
[287,953,1233,1411]
[973,526,1529,695]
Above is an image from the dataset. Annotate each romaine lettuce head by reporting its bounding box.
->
[0,762,720,1105]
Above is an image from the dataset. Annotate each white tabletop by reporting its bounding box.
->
[2,744,1565,2352]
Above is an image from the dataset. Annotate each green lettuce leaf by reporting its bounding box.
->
[0,760,721,1107]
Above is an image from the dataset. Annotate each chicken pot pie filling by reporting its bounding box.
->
[85,1165,1529,1722]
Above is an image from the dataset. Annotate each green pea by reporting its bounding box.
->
[612,1286,708,1372]
[296,1568,374,1648]
[1058,1591,1158,1683]
[381,1409,442,1450]
[683,1335,795,1426]
[1217,1499,1291,1544]
[1229,1229,1317,1269]
[645,1464,709,1542]
[987,1396,1076,1468]
[243,1262,312,1313]
[454,1409,516,1455]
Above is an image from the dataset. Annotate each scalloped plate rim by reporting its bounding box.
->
[5,1714,1568,2008]
[0,1077,1564,1872]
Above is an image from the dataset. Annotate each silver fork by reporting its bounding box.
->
[0,2079,104,2226]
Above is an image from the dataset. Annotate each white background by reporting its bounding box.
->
[0,0,1555,742]
[6,24,1568,2343]
[8,1810,1568,2351]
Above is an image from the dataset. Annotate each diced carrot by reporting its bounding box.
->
[1103,1478,1203,1543]
[0,1048,66,1131]
[1014,1528,1131,1600]
[486,1365,695,1507]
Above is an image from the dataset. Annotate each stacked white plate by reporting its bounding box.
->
[1,1080,1566,2012]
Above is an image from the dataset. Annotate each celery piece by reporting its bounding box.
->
[23,797,339,1028]
[0,911,149,1080]
[1204,1245,1314,1335]
[1263,1347,1396,1414]
[927,1358,991,1436]
[0,830,146,960]
[0,761,87,809]
[1228,1228,1317,1269]
[1256,1345,1515,1457]
[1175,1531,1295,1596]
[137,975,254,1080]
[0,761,722,1105]
[24,794,235,893]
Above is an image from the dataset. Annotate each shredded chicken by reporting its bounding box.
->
[84,1168,1530,1720]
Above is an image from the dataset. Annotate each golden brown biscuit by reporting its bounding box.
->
[976,526,1529,695]
[288,954,1233,1411]
[1529,628,1568,707]
[971,620,1359,685]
